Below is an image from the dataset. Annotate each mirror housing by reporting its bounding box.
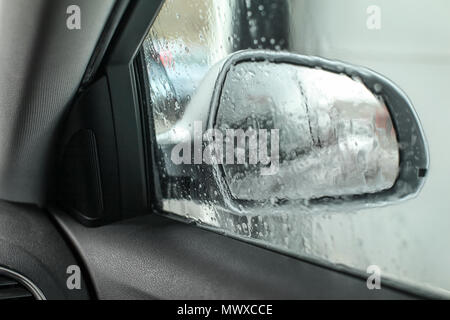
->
[157,50,429,209]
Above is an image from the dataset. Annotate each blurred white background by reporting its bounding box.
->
[289,0,450,294]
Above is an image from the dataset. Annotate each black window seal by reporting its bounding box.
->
[101,0,164,218]
[79,0,131,90]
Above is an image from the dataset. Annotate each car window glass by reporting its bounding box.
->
[143,0,450,296]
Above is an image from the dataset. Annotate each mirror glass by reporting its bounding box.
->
[216,61,400,201]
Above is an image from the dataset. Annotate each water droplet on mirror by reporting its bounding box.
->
[374,83,382,93]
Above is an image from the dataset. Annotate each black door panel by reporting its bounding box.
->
[52,209,417,300]
[0,202,90,300]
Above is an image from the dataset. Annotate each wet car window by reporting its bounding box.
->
[143,0,450,296]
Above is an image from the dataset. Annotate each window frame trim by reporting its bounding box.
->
[103,0,164,217]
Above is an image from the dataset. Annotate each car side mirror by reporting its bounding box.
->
[157,50,429,210]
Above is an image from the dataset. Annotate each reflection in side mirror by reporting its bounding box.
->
[157,50,429,210]
[216,62,400,201]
